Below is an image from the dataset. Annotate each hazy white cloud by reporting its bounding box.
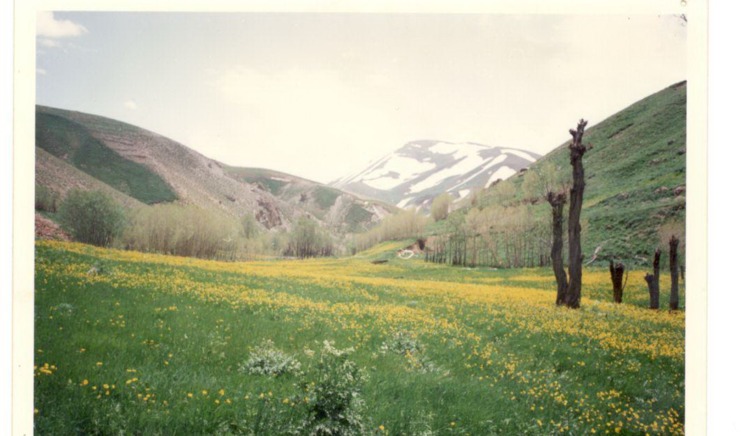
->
[211,66,355,111]
[36,68,47,75]
[38,38,62,48]
[202,66,398,181]
[36,14,686,183]
[37,12,87,38]
[210,67,367,135]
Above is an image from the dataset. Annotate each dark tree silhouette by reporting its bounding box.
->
[565,119,589,308]
[644,249,662,309]
[547,191,568,305]
[609,260,625,303]
[669,236,680,310]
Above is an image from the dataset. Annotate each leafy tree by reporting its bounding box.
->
[59,189,125,247]
[481,181,516,207]
[287,217,334,258]
[521,162,569,202]
[430,193,452,221]
[241,212,260,239]
[121,204,244,259]
[352,209,427,253]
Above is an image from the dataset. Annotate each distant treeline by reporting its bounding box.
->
[350,209,428,254]
[39,189,341,261]
[424,203,553,268]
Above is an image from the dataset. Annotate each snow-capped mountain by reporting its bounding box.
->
[331,140,540,210]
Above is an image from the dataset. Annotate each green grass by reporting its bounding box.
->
[35,241,685,434]
[36,111,177,205]
[313,186,341,209]
[345,204,375,230]
[243,175,289,196]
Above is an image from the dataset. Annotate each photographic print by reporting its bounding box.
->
[17,1,707,434]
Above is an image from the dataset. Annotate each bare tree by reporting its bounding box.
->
[565,119,589,308]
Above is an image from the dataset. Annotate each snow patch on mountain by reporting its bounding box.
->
[429,141,468,155]
[331,140,539,210]
[360,154,436,190]
[396,198,412,209]
[504,149,538,161]
[485,166,518,188]
[407,152,485,193]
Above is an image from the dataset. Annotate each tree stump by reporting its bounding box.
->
[609,260,625,303]
[644,249,661,309]
[669,236,680,310]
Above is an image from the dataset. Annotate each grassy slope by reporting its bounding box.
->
[549,81,686,259]
[35,241,684,435]
[225,166,398,232]
[35,106,302,226]
[36,110,178,205]
[36,147,146,211]
[455,82,687,261]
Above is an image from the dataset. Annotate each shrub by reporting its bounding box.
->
[59,190,125,247]
[301,341,367,436]
[380,330,423,356]
[35,184,60,213]
[380,331,437,373]
[239,339,301,377]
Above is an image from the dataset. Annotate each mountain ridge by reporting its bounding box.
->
[35,105,393,234]
[332,139,540,209]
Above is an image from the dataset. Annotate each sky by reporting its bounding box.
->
[36,12,687,184]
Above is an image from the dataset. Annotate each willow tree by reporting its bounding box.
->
[565,119,589,308]
[548,191,569,305]
[522,163,570,305]
[431,193,452,222]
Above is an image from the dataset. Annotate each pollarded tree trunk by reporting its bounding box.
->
[565,119,589,309]
[644,249,661,309]
[547,191,568,305]
[669,236,680,310]
[609,260,625,303]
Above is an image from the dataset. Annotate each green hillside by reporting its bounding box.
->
[540,81,686,259]
[445,81,687,263]
[36,109,178,205]
[226,166,397,232]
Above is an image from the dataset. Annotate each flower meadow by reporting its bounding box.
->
[34,240,685,435]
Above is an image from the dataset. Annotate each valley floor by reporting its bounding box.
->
[34,240,685,435]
